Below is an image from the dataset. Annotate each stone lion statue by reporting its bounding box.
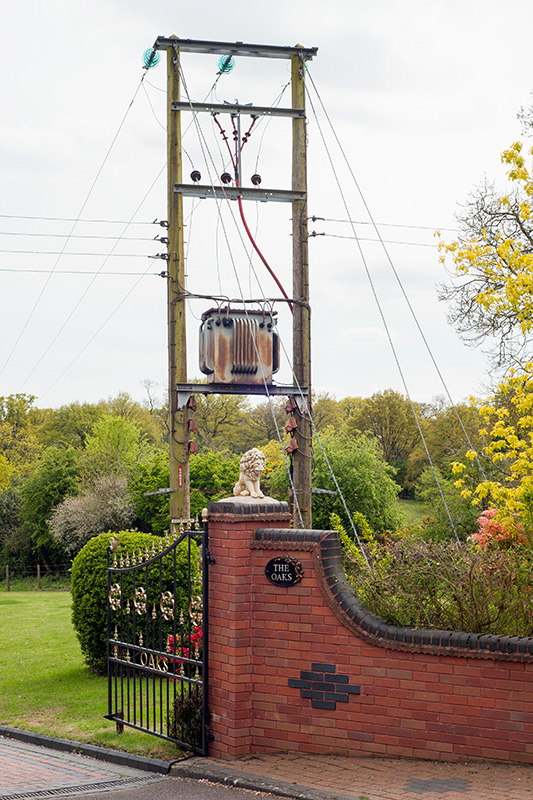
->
[233,447,266,499]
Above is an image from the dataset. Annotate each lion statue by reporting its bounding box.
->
[233,448,266,499]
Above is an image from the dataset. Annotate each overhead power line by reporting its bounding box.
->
[0,213,459,233]
[0,214,155,224]
[17,163,166,392]
[0,249,151,257]
[38,264,156,402]
[320,234,437,248]
[0,72,150,381]
[306,72,461,542]
[0,231,154,241]
[306,69,487,488]
[317,217,459,233]
[0,268,157,276]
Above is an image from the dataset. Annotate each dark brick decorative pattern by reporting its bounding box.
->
[288,663,360,710]
[404,778,472,794]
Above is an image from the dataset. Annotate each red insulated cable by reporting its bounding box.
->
[236,192,293,312]
[213,115,293,312]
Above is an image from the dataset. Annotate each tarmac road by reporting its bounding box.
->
[65,776,285,800]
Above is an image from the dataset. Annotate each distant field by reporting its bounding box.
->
[0,591,181,759]
[395,498,427,526]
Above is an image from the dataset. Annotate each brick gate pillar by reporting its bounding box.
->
[206,497,291,759]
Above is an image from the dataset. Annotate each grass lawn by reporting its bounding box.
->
[395,498,427,526]
[0,591,182,759]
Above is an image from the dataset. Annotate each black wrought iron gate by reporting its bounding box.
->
[105,521,209,754]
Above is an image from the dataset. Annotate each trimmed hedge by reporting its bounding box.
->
[71,530,199,674]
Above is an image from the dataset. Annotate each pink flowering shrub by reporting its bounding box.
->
[470,509,527,549]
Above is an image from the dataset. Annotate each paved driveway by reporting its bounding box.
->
[0,738,164,798]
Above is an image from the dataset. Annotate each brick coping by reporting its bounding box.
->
[252,528,533,662]
[208,499,291,522]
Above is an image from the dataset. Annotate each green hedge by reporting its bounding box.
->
[71,530,199,674]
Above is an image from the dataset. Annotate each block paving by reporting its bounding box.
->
[2,735,533,800]
[0,738,160,798]
[204,751,533,799]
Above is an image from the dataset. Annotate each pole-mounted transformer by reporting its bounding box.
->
[153,35,318,530]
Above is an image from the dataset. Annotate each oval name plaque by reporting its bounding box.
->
[265,555,304,587]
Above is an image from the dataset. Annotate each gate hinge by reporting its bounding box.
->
[205,549,216,565]
[206,725,215,741]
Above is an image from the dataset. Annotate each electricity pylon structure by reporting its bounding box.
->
[152,36,318,530]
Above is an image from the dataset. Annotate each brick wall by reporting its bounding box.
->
[206,500,533,763]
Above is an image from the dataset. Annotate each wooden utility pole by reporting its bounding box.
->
[291,51,312,528]
[154,37,318,531]
[166,39,190,526]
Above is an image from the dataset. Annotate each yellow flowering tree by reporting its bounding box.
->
[452,365,533,537]
[441,139,533,538]
[439,141,533,369]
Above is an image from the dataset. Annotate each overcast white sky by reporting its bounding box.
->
[1,0,531,410]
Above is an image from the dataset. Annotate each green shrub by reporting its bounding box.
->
[414,466,479,542]
[338,513,533,636]
[167,687,203,748]
[71,530,199,674]
[128,451,240,534]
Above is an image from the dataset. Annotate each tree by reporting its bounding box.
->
[127,451,171,534]
[48,475,136,556]
[405,399,487,486]
[0,486,24,565]
[439,132,533,536]
[415,466,480,542]
[244,398,287,447]
[81,414,147,484]
[452,364,533,534]
[345,389,425,488]
[37,393,167,454]
[101,391,166,448]
[0,454,15,493]
[269,428,401,533]
[439,141,533,369]
[38,401,102,450]
[0,394,42,483]
[311,391,345,431]
[191,393,250,452]
[19,446,80,564]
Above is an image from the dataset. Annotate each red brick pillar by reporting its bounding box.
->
[206,498,291,759]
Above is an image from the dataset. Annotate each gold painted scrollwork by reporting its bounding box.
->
[160,591,175,620]
[134,587,147,615]
[189,594,203,627]
[108,583,121,611]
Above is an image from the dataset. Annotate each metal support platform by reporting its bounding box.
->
[172,101,305,118]
[153,37,318,61]
[174,185,306,203]
[176,382,308,412]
